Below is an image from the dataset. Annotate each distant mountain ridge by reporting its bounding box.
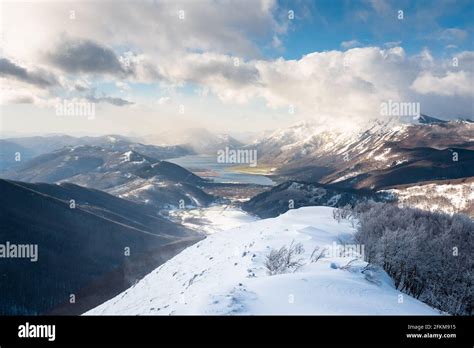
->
[253,116,474,189]
[413,114,448,124]
[242,181,389,218]
[0,134,191,171]
[1,145,215,209]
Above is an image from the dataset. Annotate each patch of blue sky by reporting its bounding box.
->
[271,0,473,60]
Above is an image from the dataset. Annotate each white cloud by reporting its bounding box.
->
[384,41,402,48]
[159,46,473,124]
[0,81,56,107]
[116,82,131,92]
[1,0,283,62]
[157,97,171,105]
[0,88,36,105]
[411,71,473,97]
[271,35,283,49]
[1,0,473,130]
[341,40,362,49]
[0,0,285,107]
[367,0,391,15]
[439,28,468,42]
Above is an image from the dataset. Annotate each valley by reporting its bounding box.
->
[167,154,276,186]
[2,1,473,343]
[1,115,473,316]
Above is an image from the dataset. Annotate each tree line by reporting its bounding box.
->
[351,202,473,315]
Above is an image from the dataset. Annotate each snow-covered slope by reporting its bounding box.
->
[87,206,439,315]
[384,181,474,217]
[253,118,474,188]
[255,117,473,169]
[253,118,409,167]
[168,204,258,234]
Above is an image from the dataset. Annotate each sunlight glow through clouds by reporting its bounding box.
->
[0,0,473,135]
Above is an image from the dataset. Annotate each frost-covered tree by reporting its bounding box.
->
[354,202,473,315]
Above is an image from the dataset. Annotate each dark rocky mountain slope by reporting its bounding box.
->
[0,179,203,315]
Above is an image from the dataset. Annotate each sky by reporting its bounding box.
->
[0,0,473,137]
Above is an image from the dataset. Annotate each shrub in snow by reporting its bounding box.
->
[264,241,305,275]
[354,202,474,315]
[362,264,383,286]
[332,204,353,223]
[338,258,359,271]
[310,246,326,263]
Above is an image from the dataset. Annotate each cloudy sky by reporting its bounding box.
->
[0,0,473,136]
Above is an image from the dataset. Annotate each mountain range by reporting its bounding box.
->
[1,114,473,315]
[253,116,474,190]
[0,134,191,171]
[2,145,214,209]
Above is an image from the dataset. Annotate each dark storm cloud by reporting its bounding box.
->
[9,95,35,104]
[87,95,134,106]
[0,57,58,87]
[47,38,127,75]
[203,61,260,87]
